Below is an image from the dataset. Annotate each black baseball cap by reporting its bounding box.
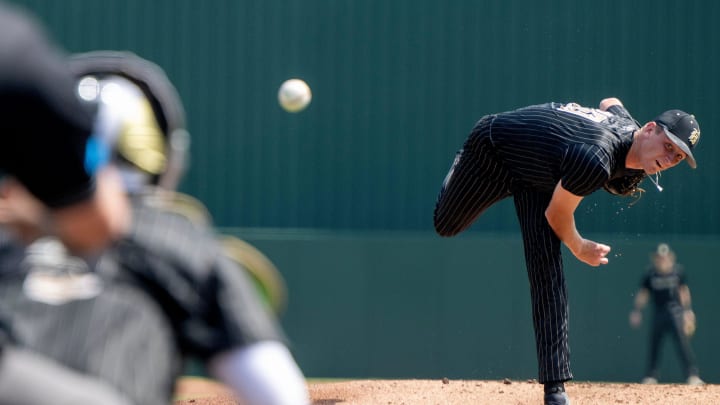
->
[653,109,701,168]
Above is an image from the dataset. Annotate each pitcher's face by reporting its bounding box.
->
[638,124,687,175]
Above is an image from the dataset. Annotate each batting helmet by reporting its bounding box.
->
[68,51,189,192]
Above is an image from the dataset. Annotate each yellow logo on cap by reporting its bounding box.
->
[689,128,700,146]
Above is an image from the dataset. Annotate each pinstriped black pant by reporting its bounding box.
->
[434,116,572,383]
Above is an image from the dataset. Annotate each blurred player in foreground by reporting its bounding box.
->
[629,243,704,385]
[0,1,129,254]
[0,51,309,405]
[434,98,701,405]
[0,3,132,404]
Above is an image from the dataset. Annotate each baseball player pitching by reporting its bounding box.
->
[433,98,701,405]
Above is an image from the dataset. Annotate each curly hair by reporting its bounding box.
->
[603,172,647,199]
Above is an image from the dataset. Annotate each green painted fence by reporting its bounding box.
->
[237,230,720,383]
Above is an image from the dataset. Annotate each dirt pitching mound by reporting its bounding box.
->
[174,376,720,405]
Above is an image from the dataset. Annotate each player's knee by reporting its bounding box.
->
[434,224,452,237]
[433,215,461,237]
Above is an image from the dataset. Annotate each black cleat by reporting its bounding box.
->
[544,384,570,405]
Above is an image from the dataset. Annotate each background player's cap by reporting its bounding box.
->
[652,243,675,260]
[653,110,700,169]
[655,243,671,257]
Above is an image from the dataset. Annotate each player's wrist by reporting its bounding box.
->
[563,236,583,255]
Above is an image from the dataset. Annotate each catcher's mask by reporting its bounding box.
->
[69,51,189,192]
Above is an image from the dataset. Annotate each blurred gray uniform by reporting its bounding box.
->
[0,3,133,405]
[0,50,309,405]
[0,195,286,405]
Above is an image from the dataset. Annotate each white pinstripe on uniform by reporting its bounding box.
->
[434,103,639,383]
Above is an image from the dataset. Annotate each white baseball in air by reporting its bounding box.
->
[278,78,312,113]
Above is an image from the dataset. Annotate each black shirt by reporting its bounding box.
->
[0,196,285,404]
[489,102,642,196]
[641,265,687,311]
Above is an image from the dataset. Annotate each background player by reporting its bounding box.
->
[433,97,701,405]
[0,50,309,405]
[629,243,704,385]
[0,3,132,404]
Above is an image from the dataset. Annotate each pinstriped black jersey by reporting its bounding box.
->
[0,197,285,405]
[110,198,286,354]
[489,102,642,196]
[0,266,179,405]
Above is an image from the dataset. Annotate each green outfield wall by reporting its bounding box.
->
[234,229,720,383]
[11,0,720,383]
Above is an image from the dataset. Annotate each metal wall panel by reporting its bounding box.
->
[12,0,720,234]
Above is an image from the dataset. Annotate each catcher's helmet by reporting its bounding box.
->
[68,51,189,192]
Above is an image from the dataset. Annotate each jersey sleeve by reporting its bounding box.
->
[212,254,287,349]
[559,143,611,196]
[116,203,285,359]
[677,266,688,286]
[641,271,651,289]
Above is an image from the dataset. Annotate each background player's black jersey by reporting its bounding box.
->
[489,102,642,196]
[641,265,687,311]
